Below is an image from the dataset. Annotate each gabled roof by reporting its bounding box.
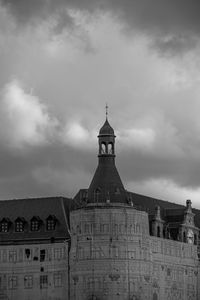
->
[0,197,71,244]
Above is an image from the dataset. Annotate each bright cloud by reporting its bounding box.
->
[0,81,58,149]
[62,121,96,150]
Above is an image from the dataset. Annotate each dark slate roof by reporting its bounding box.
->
[87,158,128,204]
[99,119,115,136]
[130,192,200,228]
[0,197,71,244]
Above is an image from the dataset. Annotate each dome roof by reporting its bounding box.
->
[99,119,114,136]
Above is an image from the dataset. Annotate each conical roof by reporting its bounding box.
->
[88,158,127,203]
[87,118,128,204]
[99,119,115,136]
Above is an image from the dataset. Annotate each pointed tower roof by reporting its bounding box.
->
[99,119,115,136]
[87,117,128,204]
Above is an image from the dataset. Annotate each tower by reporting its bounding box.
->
[87,116,127,204]
[70,115,151,300]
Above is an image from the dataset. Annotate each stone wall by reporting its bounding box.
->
[70,203,152,300]
[0,242,69,300]
[70,203,199,300]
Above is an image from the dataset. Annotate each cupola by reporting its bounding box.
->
[87,109,128,204]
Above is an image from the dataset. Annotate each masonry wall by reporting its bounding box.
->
[0,242,69,300]
[70,204,152,300]
[150,236,198,300]
[70,204,199,300]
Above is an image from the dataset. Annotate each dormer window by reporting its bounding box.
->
[46,215,57,231]
[0,218,10,233]
[30,216,41,231]
[15,217,25,232]
[94,188,101,202]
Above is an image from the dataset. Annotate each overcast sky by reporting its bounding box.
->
[1,0,200,208]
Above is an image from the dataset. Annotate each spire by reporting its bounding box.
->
[87,115,127,204]
[105,103,108,120]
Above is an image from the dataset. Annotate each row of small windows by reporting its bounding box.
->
[74,223,142,235]
[0,247,65,263]
[0,215,57,233]
[0,273,63,290]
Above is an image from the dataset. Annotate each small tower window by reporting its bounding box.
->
[100,142,106,154]
[157,226,160,237]
[15,217,25,232]
[46,215,57,231]
[108,142,113,154]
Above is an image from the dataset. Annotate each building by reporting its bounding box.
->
[0,117,200,299]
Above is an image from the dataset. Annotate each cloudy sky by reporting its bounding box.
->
[1,0,200,207]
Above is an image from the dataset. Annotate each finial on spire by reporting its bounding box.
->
[105,103,108,119]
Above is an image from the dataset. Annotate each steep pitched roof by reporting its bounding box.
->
[130,191,200,228]
[88,160,128,203]
[0,197,71,244]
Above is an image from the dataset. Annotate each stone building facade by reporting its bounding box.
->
[0,117,200,299]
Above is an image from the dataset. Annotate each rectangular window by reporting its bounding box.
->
[24,275,33,289]
[3,250,7,262]
[40,275,48,289]
[9,251,17,262]
[31,221,39,231]
[8,276,18,289]
[46,220,55,231]
[25,249,32,260]
[54,272,62,287]
[40,249,46,262]
[54,248,64,260]
[85,224,90,233]
[0,222,9,232]
[15,222,24,232]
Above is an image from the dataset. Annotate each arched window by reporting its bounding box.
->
[153,293,158,300]
[108,142,113,154]
[94,188,101,202]
[157,226,160,237]
[100,142,106,154]
[183,231,186,243]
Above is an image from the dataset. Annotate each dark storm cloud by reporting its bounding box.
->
[2,0,200,53]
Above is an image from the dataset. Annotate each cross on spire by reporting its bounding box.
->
[105,103,108,119]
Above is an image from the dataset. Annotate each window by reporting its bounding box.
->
[46,215,56,231]
[0,219,10,232]
[24,275,33,289]
[25,249,31,260]
[100,142,106,154]
[8,276,18,289]
[40,249,46,262]
[15,218,25,232]
[54,248,64,260]
[54,272,62,287]
[108,142,113,154]
[9,251,17,263]
[30,217,41,231]
[40,275,48,289]
[157,226,160,237]
[94,188,101,202]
